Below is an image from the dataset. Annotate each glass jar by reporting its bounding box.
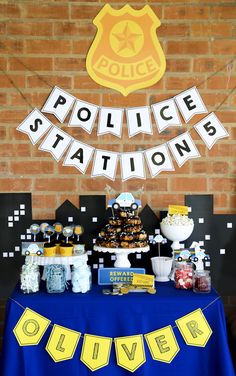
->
[20,263,40,294]
[45,264,67,293]
[174,262,193,290]
[193,270,211,293]
[71,265,92,293]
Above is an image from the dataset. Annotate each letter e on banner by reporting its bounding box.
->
[175,308,212,347]
[42,86,75,123]
[174,87,208,123]
[145,325,179,363]
[46,324,81,362]
[114,334,146,372]
[13,308,51,346]
[194,112,229,149]
[168,132,200,167]
[80,334,112,371]
[17,109,53,145]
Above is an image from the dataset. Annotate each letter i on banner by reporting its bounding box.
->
[46,324,81,362]
[91,149,119,180]
[80,334,112,371]
[17,109,53,145]
[114,334,146,372]
[42,86,76,123]
[174,87,208,123]
[68,99,99,134]
[168,132,200,167]
[13,308,51,346]
[175,308,212,347]
[145,325,180,363]
[39,126,73,162]
[126,106,153,137]
[194,113,229,149]
[120,152,145,181]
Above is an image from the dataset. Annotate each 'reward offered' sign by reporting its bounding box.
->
[86,4,166,96]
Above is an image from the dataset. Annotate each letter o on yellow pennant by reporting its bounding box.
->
[13,308,51,346]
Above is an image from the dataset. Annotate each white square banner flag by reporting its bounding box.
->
[194,112,229,149]
[17,109,53,145]
[126,106,152,137]
[68,99,99,134]
[42,86,75,123]
[39,126,72,162]
[98,107,124,138]
[168,132,200,167]
[91,150,119,180]
[63,140,94,174]
[145,144,175,177]
[175,87,208,123]
[121,152,145,181]
[152,99,182,133]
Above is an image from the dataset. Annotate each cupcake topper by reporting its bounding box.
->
[44,225,55,243]
[74,225,84,242]
[63,226,73,243]
[53,222,63,241]
[152,234,167,257]
[29,223,40,242]
[40,222,49,239]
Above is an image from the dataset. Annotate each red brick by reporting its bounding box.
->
[72,40,93,56]
[71,5,103,20]
[151,194,185,209]
[74,75,102,90]
[102,93,147,108]
[208,144,236,157]
[33,210,55,220]
[166,59,191,72]
[81,179,121,192]
[166,41,209,55]
[24,4,69,19]
[125,179,168,192]
[7,22,53,36]
[193,58,232,72]
[165,76,205,91]
[25,40,71,55]
[214,194,228,209]
[0,144,32,157]
[54,57,85,71]
[0,110,29,123]
[191,23,232,37]
[0,23,6,35]
[27,75,72,89]
[0,4,21,18]
[0,40,24,54]
[212,40,236,55]
[0,127,7,139]
[158,24,190,37]
[216,111,236,123]
[164,5,209,20]
[54,22,95,37]
[59,195,80,208]
[210,178,236,192]
[9,92,49,107]
[9,57,53,71]
[192,161,229,174]
[0,178,32,191]
[0,161,8,173]
[10,161,55,175]
[32,194,57,209]
[229,195,236,210]
[0,74,25,89]
[0,93,7,105]
[34,178,77,191]
[207,76,236,90]
[211,6,236,19]
[171,177,207,192]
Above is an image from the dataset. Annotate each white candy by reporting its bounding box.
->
[161,214,194,226]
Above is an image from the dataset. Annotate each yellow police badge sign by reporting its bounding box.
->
[86,4,166,96]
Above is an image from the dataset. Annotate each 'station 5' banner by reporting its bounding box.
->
[17,86,229,181]
[13,306,213,372]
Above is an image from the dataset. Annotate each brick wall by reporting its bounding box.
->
[0,0,235,356]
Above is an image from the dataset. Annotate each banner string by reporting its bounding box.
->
[9,294,221,340]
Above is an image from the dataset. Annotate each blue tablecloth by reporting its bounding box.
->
[0,282,235,376]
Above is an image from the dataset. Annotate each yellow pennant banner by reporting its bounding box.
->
[13,307,51,346]
[175,308,212,347]
[13,305,214,369]
[145,325,180,363]
[114,334,146,372]
[46,324,81,362]
[80,334,112,371]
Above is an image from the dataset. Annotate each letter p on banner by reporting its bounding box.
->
[175,308,212,347]
[13,308,51,346]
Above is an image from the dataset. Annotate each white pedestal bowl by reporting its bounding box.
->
[160,223,194,252]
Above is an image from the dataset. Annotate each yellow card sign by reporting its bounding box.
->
[81,334,112,371]
[86,4,166,96]
[114,334,146,372]
[168,205,189,215]
[132,273,154,287]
